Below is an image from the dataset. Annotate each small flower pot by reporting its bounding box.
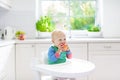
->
[38,32,51,39]
[87,32,102,38]
[17,34,25,40]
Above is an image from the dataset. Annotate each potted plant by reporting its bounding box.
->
[87,24,102,37]
[36,16,55,38]
[15,30,25,40]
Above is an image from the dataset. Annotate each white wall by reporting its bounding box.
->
[102,0,120,38]
[0,0,36,39]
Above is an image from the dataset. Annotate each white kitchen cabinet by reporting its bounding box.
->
[16,44,36,80]
[0,44,15,80]
[0,0,12,10]
[35,43,51,58]
[69,43,87,60]
[88,43,120,80]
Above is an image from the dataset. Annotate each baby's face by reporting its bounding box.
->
[52,34,66,47]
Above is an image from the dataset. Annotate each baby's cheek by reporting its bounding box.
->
[57,43,60,47]
[54,43,59,47]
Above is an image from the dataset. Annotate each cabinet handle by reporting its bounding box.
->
[104,46,111,48]
[32,45,35,47]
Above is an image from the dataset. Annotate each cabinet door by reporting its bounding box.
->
[35,44,51,58]
[16,44,36,80]
[0,45,15,80]
[5,45,15,80]
[69,43,87,60]
[89,52,120,80]
[89,43,120,80]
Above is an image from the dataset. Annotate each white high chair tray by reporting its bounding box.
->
[33,58,95,78]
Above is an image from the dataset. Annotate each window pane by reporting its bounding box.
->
[70,1,96,30]
[41,1,69,29]
[37,0,97,38]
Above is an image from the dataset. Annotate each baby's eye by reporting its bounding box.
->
[59,39,62,41]
[64,38,66,41]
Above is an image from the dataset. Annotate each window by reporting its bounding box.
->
[36,0,99,38]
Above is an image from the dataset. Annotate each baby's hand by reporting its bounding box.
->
[57,44,63,54]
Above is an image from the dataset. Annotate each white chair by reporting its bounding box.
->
[32,52,95,80]
[32,51,53,80]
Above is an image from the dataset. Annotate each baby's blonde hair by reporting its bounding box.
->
[51,30,65,40]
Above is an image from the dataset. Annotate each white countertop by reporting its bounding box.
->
[15,38,120,44]
[0,40,15,47]
[1,38,120,46]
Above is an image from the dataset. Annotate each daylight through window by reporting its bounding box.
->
[36,0,98,38]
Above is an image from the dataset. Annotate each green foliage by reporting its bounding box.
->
[36,16,55,32]
[70,1,96,30]
[70,17,95,30]
[87,25,100,32]
[15,30,25,38]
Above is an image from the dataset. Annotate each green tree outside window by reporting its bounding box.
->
[38,0,96,31]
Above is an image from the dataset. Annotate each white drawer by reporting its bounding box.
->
[89,43,120,51]
[16,44,35,48]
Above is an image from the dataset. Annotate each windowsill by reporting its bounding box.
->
[36,30,103,39]
[67,30,103,38]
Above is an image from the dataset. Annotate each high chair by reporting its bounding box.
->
[32,51,95,80]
